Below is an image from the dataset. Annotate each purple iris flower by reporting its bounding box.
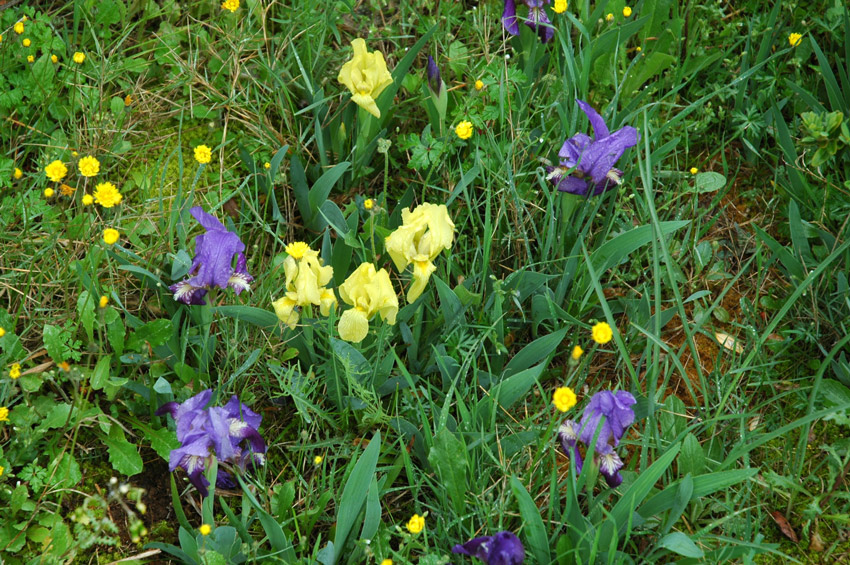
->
[557,390,636,488]
[547,100,640,196]
[452,531,525,564]
[426,55,442,96]
[502,0,554,43]
[169,206,254,305]
[156,390,266,496]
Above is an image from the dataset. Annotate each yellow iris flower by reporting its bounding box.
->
[385,203,455,303]
[337,38,394,119]
[271,245,336,329]
[337,263,398,343]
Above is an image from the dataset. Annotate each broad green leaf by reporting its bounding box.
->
[609,443,680,535]
[657,531,704,558]
[428,428,468,515]
[510,476,551,564]
[502,327,568,378]
[492,363,546,410]
[333,432,381,563]
[692,171,727,194]
[213,306,279,329]
[590,221,690,275]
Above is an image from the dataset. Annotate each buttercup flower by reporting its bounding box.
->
[221,0,239,11]
[452,531,525,564]
[503,0,555,43]
[591,321,613,344]
[690,167,698,175]
[10,363,21,379]
[23,38,31,47]
[263,162,271,169]
[0,327,5,337]
[455,121,474,140]
[788,32,803,47]
[337,263,398,343]
[558,390,636,487]
[73,52,85,64]
[44,188,55,197]
[199,524,212,536]
[103,228,120,245]
[337,38,394,119]
[82,194,94,205]
[546,99,639,196]
[605,13,614,22]
[26,55,34,63]
[314,455,323,465]
[553,0,567,13]
[78,156,100,177]
[169,207,253,305]
[0,407,8,422]
[93,182,123,208]
[271,242,336,329]
[474,79,484,90]
[381,560,393,565]
[385,203,454,303]
[0,465,4,477]
[14,22,24,34]
[622,6,632,17]
[51,54,58,63]
[363,198,374,210]
[157,390,266,497]
[13,168,22,180]
[571,345,583,360]
[194,145,212,164]
[553,386,577,412]
[99,295,109,308]
[407,514,425,534]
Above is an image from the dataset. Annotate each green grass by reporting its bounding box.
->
[1,0,849,563]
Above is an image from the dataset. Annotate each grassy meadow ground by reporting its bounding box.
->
[1,0,850,563]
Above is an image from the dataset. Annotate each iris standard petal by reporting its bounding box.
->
[576,99,610,139]
[502,0,520,35]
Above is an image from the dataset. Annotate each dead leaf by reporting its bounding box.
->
[715,332,744,354]
[770,511,798,543]
[748,415,761,431]
[809,530,824,552]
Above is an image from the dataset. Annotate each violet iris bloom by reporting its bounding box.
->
[547,100,640,196]
[169,206,254,305]
[452,531,525,564]
[502,0,554,43]
[426,55,442,96]
[557,390,636,487]
[157,390,266,496]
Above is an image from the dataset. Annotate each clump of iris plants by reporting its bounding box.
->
[169,206,254,305]
[558,390,636,487]
[156,390,266,496]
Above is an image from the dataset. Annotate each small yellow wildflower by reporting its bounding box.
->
[14,22,24,35]
[99,295,109,308]
[82,194,94,206]
[13,168,22,180]
[194,145,212,164]
[285,241,311,260]
[606,13,614,22]
[406,514,425,534]
[27,55,34,63]
[93,182,123,208]
[45,160,68,182]
[10,363,21,379]
[636,46,642,52]
[553,0,567,13]
[0,407,8,422]
[73,52,85,64]
[571,345,583,360]
[221,0,240,12]
[623,6,632,17]
[690,167,698,175]
[788,33,803,47]
[51,54,58,63]
[44,188,55,197]
[59,184,75,197]
[313,455,323,465]
[199,524,212,536]
[263,161,271,169]
[0,327,5,337]
[103,228,120,245]
[78,156,100,177]
[58,361,70,372]
[381,560,393,565]
[363,198,374,210]
[23,38,31,47]
[591,322,613,344]
[474,79,484,90]
[553,387,577,412]
[0,465,4,477]
[0,34,3,43]
[124,94,133,106]
[72,151,78,157]
[455,120,474,140]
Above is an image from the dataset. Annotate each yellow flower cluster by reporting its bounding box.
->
[0,406,8,421]
[385,203,455,303]
[455,120,474,140]
[221,0,240,12]
[553,0,567,13]
[271,242,337,329]
[337,263,398,343]
[44,160,67,182]
[10,363,21,379]
[103,228,120,245]
[338,38,394,119]
[73,52,85,64]
[78,156,100,177]
[94,182,123,208]
[194,145,212,164]
[591,322,613,344]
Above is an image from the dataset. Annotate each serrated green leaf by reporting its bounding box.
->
[103,425,143,476]
[126,319,173,351]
